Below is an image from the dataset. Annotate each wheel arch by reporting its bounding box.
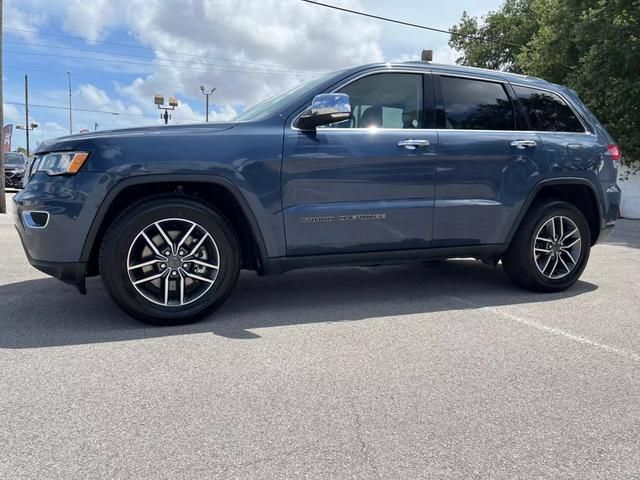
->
[82,174,268,276]
[507,177,604,247]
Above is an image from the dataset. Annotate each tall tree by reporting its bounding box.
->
[448,0,537,73]
[450,0,640,168]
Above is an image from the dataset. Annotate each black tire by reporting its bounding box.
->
[100,195,241,326]
[502,200,591,292]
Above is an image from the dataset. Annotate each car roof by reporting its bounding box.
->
[340,62,554,89]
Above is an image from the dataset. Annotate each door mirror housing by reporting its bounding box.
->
[295,93,352,130]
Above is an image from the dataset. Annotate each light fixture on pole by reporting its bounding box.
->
[16,122,39,158]
[154,95,179,125]
[200,86,216,122]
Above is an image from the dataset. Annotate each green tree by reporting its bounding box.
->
[450,0,640,169]
[449,0,538,73]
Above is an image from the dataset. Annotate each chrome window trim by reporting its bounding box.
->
[510,82,591,134]
[289,67,594,136]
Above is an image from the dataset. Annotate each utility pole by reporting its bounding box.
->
[67,71,72,134]
[200,86,216,122]
[16,76,39,157]
[24,75,29,156]
[0,0,6,214]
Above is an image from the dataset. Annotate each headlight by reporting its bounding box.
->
[36,152,89,176]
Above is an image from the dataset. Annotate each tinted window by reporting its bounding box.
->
[441,76,515,130]
[513,86,584,132]
[325,73,424,129]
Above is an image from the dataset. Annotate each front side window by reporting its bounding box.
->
[441,76,515,130]
[513,86,584,132]
[324,73,424,129]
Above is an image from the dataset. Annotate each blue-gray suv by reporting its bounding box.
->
[13,62,622,325]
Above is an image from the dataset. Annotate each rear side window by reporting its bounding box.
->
[513,86,584,132]
[440,76,515,130]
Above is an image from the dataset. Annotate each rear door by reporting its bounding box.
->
[433,74,547,247]
[511,85,602,173]
[282,71,438,256]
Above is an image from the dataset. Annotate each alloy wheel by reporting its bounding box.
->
[126,218,220,307]
[532,215,582,280]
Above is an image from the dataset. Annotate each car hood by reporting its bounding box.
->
[35,122,238,154]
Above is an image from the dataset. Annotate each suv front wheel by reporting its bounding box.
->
[502,200,591,292]
[100,196,241,325]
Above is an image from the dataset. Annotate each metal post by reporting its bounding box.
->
[67,71,72,134]
[200,86,216,123]
[25,75,30,158]
[0,0,6,214]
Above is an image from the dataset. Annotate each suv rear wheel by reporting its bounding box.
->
[502,200,591,292]
[100,196,240,325]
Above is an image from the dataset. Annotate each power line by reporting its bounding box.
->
[4,100,196,121]
[4,27,326,73]
[4,49,319,77]
[3,39,325,76]
[2,66,251,97]
[299,0,522,48]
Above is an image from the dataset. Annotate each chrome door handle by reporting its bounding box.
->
[398,139,429,150]
[510,140,537,149]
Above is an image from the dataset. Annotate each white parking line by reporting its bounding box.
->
[449,295,640,362]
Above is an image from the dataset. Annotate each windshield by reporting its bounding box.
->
[233,71,340,122]
[5,153,25,166]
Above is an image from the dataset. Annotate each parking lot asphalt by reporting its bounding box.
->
[1,191,640,479]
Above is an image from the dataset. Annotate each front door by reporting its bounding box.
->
[282,72,438,256]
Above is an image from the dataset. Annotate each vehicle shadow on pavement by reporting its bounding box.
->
[0,260,598,349]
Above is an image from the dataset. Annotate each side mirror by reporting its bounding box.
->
[295,93,352,130]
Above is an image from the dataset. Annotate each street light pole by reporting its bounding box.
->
[67,71,72,134]
[200,86,216,122]
[25,75,30,157]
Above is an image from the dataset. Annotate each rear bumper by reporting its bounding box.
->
[596,183,622,244]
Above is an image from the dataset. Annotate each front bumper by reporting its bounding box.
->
[16,232,87,288]
[4,169,25,188]
[13,171,109,288]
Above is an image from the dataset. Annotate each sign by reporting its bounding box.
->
[2,125,13,153]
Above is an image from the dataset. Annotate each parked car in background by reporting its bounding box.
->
[13,62,622,325]
[4,152,28,189]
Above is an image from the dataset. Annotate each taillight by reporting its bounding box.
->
[608,144,621,164]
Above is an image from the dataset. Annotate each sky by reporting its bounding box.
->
[2,0,503,151]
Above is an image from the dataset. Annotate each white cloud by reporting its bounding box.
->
[55,0,385,113]
[4,4,47,41]
[62,0,118,42]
